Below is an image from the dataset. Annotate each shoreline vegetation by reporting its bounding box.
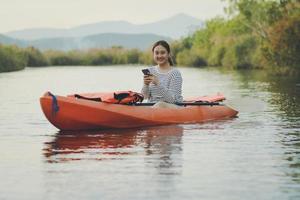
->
[0,0,299,75]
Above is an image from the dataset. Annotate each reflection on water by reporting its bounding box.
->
[44,125,183,168]
[44,129,140,162]
[143,125,183,175]
[230,69,300,185]
[42,125,184,199]
[232,69,300,120]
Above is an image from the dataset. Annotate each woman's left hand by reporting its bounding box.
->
[150,75,159,85]
[144,75,159,85]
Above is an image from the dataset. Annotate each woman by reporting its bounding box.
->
[141,40,183,108]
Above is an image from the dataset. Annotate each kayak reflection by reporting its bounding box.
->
[43,125,183,163]
[143,125,183,175]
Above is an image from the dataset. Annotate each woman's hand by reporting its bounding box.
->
[143,75,159,85]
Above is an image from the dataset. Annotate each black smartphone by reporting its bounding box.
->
[142,69,151,76]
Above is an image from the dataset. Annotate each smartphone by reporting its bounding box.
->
[142,69,151,76]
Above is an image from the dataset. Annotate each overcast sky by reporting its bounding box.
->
[0,0,227,33]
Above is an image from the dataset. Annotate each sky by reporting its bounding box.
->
[0,0,227,33]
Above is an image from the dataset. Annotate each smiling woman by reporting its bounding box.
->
[141,40,183,107]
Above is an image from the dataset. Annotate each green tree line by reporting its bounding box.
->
[173,0,300,74]
[0,45,153,72]
[0,0,299,74]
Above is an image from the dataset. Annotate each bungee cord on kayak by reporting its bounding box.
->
[48,92,59,115]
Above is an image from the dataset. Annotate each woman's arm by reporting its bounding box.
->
[141,84,150,99]
[142,73,152,99]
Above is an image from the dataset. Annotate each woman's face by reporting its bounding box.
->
[153,45,169,66]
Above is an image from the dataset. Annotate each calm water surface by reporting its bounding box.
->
[0,66,299,200]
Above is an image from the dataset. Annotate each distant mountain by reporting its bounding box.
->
[80,33,171,50]
[0,13,202,51]
[5,28,69,42]
[137,13,203,39]
[5,13,203,40]
[0,34,25,46]
[0,33,171,50]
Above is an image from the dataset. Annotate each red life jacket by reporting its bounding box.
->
[72,91,144,104]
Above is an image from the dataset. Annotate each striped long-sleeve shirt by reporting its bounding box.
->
[141,66,183,103]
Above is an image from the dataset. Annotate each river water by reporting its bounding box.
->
[0,66,299,200]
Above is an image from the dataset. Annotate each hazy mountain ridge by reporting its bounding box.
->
[0,34,25,46]
[4,13,203,40]
[0,33,171,50]
[0,13,202,50]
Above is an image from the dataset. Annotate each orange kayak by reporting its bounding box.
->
[40,92,238,130]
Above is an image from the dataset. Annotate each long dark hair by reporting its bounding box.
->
[152,40,174,66]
